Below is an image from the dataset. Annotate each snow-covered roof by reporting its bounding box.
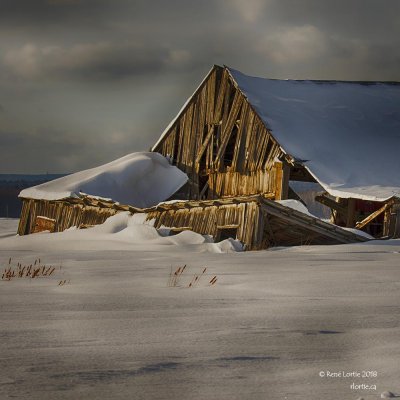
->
[228,68,400,201]
[19,152,188,208]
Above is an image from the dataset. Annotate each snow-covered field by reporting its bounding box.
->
[1,218,400,400]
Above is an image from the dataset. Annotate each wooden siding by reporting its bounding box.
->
[207,170,277,198]
[17,198,118,236]
[153,65,285,200]
[145,196,368,250]
[146,201,264,250]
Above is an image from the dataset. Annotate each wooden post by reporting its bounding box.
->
[395,210,400,238]
[274,162,282,200]
[392,203,400,238]
[346,198,356,227]
[331,197,347,225]
[281,162,290,200]
[274,161,290,200]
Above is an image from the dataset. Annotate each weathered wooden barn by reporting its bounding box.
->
[17,191,369,249]
[151,65,400,240]
[18,65,400,249]
[17,152,187,236]
[17,195,137,236]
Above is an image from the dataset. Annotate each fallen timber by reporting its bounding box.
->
[18,194,368,250]
[144,195,369,249]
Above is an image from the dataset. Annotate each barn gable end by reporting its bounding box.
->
[152,65,290,201]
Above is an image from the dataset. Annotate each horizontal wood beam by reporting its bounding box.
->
[169,226,192,232]
[217,224,239,229]
[315,194,347,215]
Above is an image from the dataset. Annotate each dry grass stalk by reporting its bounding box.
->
[168,264,186,287]
[1,258,63,284]
[209,276,217,285]
[167,265,217,288]
[188,267,207,288]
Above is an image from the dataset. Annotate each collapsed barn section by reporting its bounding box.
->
[152,65,400,238]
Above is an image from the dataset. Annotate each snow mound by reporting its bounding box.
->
[11,213,243,252]
[214,238,244,253]
[167,230,213,245]
[19,152,188,208]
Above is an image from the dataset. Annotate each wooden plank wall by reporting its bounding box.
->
[154,65,285,200]
[17,199,117,235]
[384,201,400,238]
[146,201,264,250]
[207,169,277,198]
[17,199,32,235]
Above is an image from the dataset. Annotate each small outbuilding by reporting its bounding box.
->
[17,152,187,235]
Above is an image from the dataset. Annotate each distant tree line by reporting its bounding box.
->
[0,175,66,218]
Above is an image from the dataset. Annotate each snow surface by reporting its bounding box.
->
[1,218,399,399]
[228,67,400,201]
[19,152,188,208]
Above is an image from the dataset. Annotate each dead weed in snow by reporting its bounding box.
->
[168,265,217,288]
[1,257,69,286]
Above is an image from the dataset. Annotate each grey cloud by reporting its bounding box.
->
[0,0,216,37]
[3,42,194,82]
[0,0,112,29]
[238,0,400,37]
[0,127,139,173]
[0,128,83,173]
[0,0,399,173]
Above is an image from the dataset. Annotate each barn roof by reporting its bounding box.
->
[227,67,400,201]
[19,152,188,208]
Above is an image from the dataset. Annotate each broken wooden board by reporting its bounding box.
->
[145,195,369,250]
[259,197,369,246]
[355,200,394,230]
[33,216,56,233]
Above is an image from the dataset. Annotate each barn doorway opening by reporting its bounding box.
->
[216,226,238,241]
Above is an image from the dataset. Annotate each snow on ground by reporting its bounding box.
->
[0,213,242,254]
[1,218,400,400]
[19,152,188,208]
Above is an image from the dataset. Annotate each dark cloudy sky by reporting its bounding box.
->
[1,0,399,173]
